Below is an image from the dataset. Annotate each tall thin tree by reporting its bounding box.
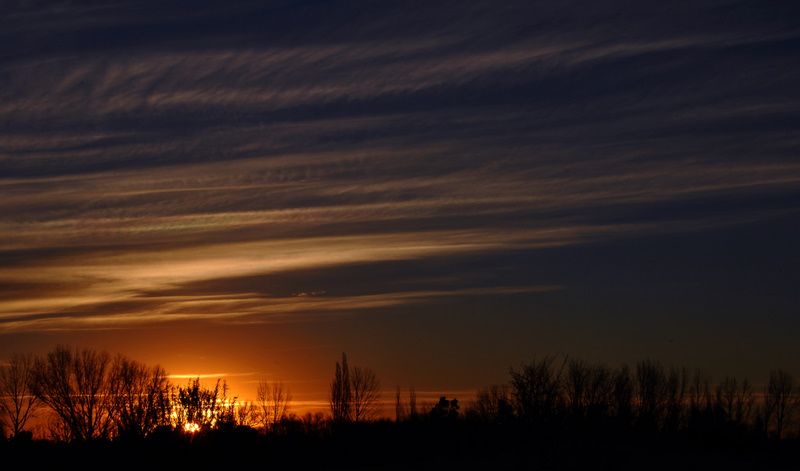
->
[330,353,352,423]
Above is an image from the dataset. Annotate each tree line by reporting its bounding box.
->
[1,346,799,444]
[0,346,292,441]
[465,357,798,440]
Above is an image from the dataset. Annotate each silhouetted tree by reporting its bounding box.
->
[565,360,614,419]
[430,396,459,420]
[9,342,800,467]
[30,346,114,441]
[510,356,564,422]
[565,359,591,418]
[235,401,259,428]
[330,353,351,423]
[585,364,615,418]
[612,365,634,421]
[764,370,796,439]
[715,376,753,426]
[45,413,71,442]
[215,381,238,429]
[0,353,38,438]
[467,385,513,423]
[688,369,713,428]
[174,378,222,430]
[257,379,291,432]
[635,359,668,429]
[328,353,381,423]
[108,355,171,439]
[663,367,688,431]
[351,366,380,422]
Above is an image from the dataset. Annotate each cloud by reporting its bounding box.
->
[0,204,789,332]
[0,284,562,332]
[1,0,799,335]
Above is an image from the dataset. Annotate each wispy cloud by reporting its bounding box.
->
[0,285,562,332]
[1,0,798,335]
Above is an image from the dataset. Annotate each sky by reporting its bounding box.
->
[1,0,799,412]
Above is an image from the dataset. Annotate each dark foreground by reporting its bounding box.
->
[3,421,799,470]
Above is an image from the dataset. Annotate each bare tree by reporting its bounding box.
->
[565,359,590,417]
[107,355,171,439]
[663,367,688,431]
[46,414,72,442]
[586,364,614,417]
[689,369,712,415]
[510,356,565,422]
[329,353,351,423]
[612,365,633,420]
[30,346,115,441]
[235,401,259,427]
[715,376,754,426]
[764,369,796,439]
[468,385,512,423]
[351,366,380,422]
[257,379,291,432]
[565,360,613,419]
[0,353,38,437]
[329,353,381,423]
[635,359,668,428]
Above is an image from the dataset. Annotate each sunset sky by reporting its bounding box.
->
[1,0,799,412]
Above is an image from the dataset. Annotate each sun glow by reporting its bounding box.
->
[183,422,200,434]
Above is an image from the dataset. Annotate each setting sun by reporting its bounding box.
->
[183,423,200,434]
